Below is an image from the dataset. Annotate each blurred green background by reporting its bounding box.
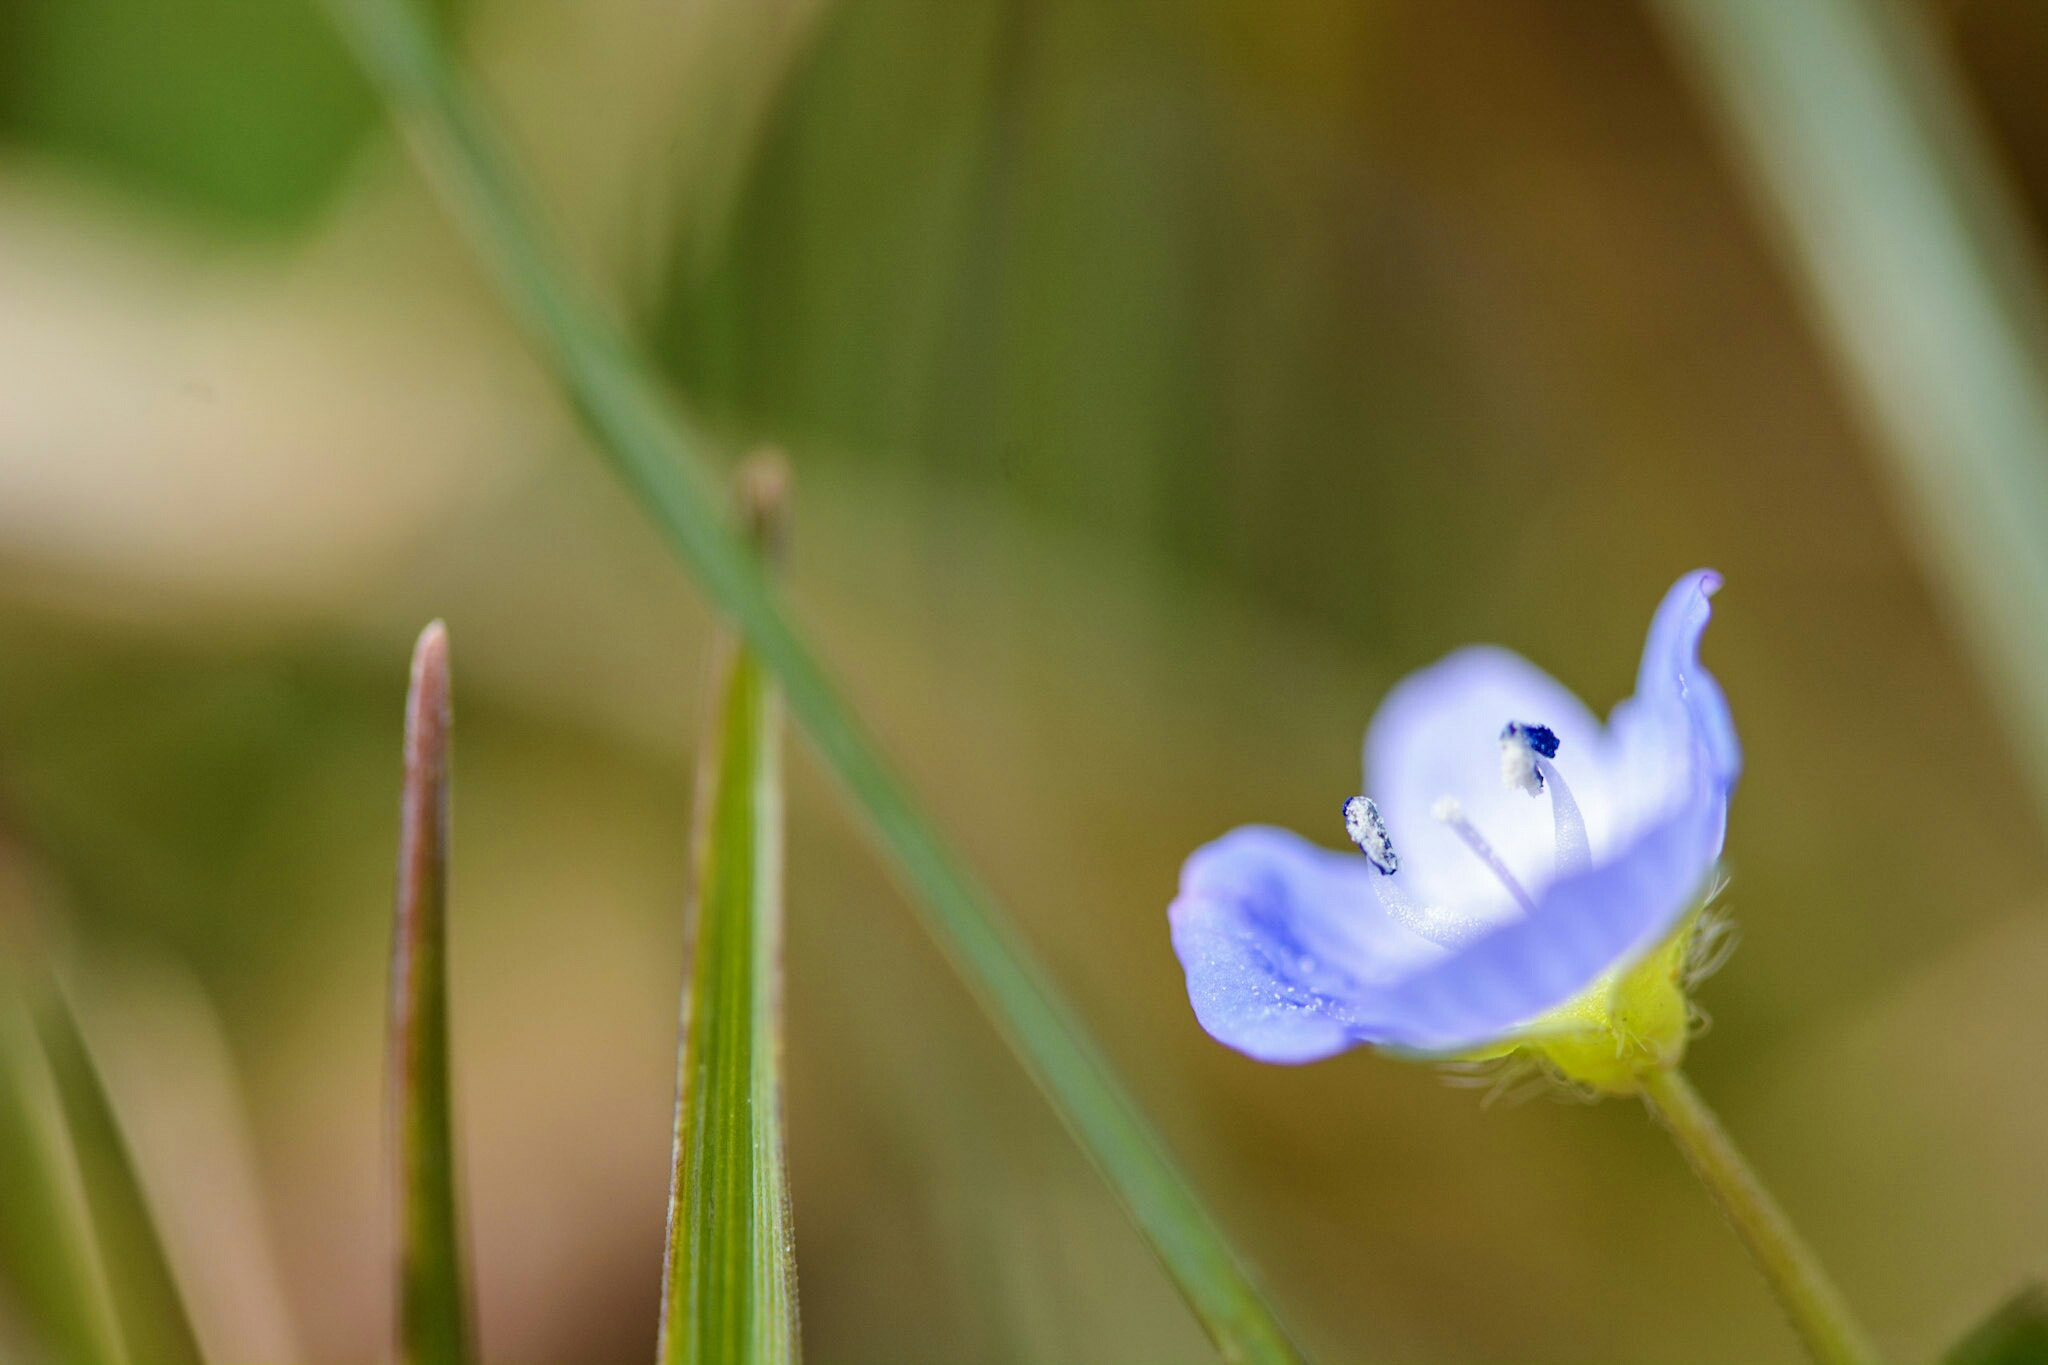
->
[2,0,2047,1360]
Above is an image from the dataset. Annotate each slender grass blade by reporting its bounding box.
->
[657,454,799,1365]
[34,979,203,1365]
[0,968,126,1364]
[1650,0,2048,828]
[388,622,471,1365]
[320,4,1304,1358]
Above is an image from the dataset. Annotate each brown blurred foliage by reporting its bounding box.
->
[2,1,2048,1361]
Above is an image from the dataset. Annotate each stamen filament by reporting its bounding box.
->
[1368,870,1493,951]
[1533,755,1591,877]
[1342,796,1496,949]
[1432,797,1537,915]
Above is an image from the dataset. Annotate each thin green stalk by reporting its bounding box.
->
[657,455,800,1365]
[1639,1068,1876,1365]
[389,622,471,1365]
[320,3,1302,1359]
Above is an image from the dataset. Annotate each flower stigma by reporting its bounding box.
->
[1342,795,1398,874]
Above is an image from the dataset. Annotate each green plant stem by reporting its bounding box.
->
[321,2,1304,1359]
[1639,1067,1876,1365]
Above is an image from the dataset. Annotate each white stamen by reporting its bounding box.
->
[1500,721,1593,879]
[1433,795,1537,914]
[1348,797,1488,948]
[1343,795,1398,874]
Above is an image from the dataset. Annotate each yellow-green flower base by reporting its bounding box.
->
[1453,912,1701,1095]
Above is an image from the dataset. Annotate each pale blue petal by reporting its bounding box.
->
[1634,569,1741,785]
[1605,570,1741,841]
[1169,826,1442,1064]
[1364,647,1611,915]
[1172,790,1724,1060]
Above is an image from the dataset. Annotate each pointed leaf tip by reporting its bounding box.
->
[397,621,450,952]
[406,622,450,761]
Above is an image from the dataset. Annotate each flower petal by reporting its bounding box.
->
[1636,570,1741,781]
[1168,826,1442,1063]
[1352,773,1725,1052]
[1172,571,1743,1063]
[1355,576,1738,1052]
[1606,570,1742,832]
[1364,646,1610,916]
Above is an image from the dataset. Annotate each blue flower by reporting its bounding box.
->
[1168,571,1741,1092]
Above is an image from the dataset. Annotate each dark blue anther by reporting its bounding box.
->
[1502,721,1560,758]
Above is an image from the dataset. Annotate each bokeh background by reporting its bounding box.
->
[3,0,2047,1361]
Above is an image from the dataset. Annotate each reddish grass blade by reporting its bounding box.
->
[388,622,471,1365]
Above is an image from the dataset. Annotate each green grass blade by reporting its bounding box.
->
[388,622,471,1365]
[1944,1284,2048,1365]
[1650,0,2048,827]
[0,969,126,1364]
[658,455,799,1365]
[320,4,1305,1359]
[34,979,204,1365]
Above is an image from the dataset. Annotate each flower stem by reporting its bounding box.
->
[1638,1067,1877,1365]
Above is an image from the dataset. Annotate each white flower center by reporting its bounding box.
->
[1436,720,1591,914]
[1344,719,1595,949]
[1431,795,1537,914]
